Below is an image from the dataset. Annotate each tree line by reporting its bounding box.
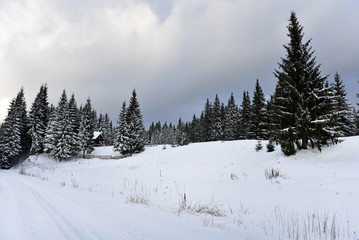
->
[0,87,145,169]
[146,12,359,155]
[1,11,359,169]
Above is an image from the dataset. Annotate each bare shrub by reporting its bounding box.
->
[230,173,238,180]
[203,218,225,229]
[126,194,149,205]
[265,168,285,183]
[19,167,26,175]
[177,194,225,217]
[262,207,353,240]
[71,179,79,188]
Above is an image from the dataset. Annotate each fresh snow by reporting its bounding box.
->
[1,137,359,239]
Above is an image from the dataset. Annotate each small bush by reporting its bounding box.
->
[265,168,285,182]
[126,194,149,205]
[255,140,263,152]
[266,140,275,152]
[71,179,79,188]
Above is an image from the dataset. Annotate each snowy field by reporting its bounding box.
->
[1,137,359,240]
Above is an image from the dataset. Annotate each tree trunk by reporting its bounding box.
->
[302,133,307,149]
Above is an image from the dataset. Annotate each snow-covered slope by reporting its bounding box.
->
[1,137,359,239]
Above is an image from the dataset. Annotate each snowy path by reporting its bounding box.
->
[0,171,234,240]
[0,171,146,240]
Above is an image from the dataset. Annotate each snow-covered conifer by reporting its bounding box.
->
[249,79,268,139]
[239,91,251,139]
[273,12,335,155]
[78,98,95,158]
[29,84,49,154]
[332,72,356,136]
[223,93,239,140]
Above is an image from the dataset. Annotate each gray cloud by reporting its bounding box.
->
[0,0,358,126]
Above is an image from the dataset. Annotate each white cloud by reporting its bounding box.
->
[0,0,358,125]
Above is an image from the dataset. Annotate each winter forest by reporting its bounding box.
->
[0,11,358,169]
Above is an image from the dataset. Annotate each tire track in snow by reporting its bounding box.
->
[0,171,147,240]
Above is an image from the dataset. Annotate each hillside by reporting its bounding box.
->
[1,137,359,239]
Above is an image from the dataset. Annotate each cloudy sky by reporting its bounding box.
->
[0,0,358,127]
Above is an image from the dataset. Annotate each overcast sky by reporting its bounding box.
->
[0,0,358,127]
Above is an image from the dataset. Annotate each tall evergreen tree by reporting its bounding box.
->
[189,114,201,143]
[114,102,130,153]
[116,90,145,155]
[68,94,80,155]
[0,88,30,168]
[332,72,356,136]
[239,91,251,139]
[223,93,239,140]
[249,79,268,139]
[200,99,213,142]
[273,12,336,155]
[211,95,223,141]
[78,98,95,158]
[29,84,49,154]
[50,90,73,161]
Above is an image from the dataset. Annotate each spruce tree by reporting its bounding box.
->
[50,90,73,161]
[201,99,213,142]
[114,102,130,153]
[223,93,239,140]
[273,11,335,155]
[211,95,223,141]
[126,89,145,154]
[249,79,268,140]
[78,98,95,158]
[0,88,30,168]
[239,91,251,139]
[332,72,356,136]
[68,94,80,155]
[29,84,49,154]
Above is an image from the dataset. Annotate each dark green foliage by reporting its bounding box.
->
[239,91,251,139]
[0,88,30,168]
[114,90,145,155]
[224,93,239,140]
[200,99,213,142]
[29,84,49,154]
[114,102,130,153]
[273,11,335,155]
[266,140,275,152]
[249,79,268,139]
[211,95,224,141]
[332,72,356,136]
[78,98,95,158]
[255,140,263,152]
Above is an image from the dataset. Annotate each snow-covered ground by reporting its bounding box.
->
[1,137,359,239]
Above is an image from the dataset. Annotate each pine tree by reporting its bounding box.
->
[175,118,189,146]
[50,90,73,161]
[68,94,80,155]
[239,91,251,139]
[29,84,49,154]
[126,89,145,154]
[249,79,268,139]
[332,72,356,136]
[0,88,30,168]
[201,99,213,142]
[273,11,335,155]
[223,93,239,140]
[78,98,95,158]
[211,95,223,141]
[189,114,200,143]
[114,102,130,153]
